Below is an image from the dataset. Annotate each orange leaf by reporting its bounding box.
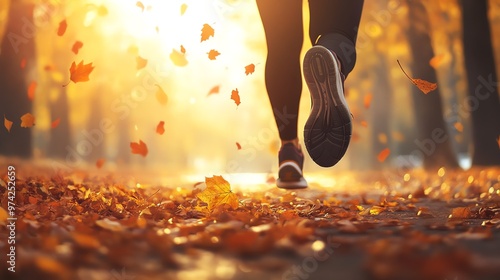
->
[130,140,148,157]
[28,81,36,101]
[207,85,220,96]
[170,49,188,67]
[155,84,168,105]
[136,56,148,70]
[72,41,83,55]
[429,54,445,69]
[378,133,388,144]
[20,113,35,128]
[180,3,188,15]
[20,58,26,69]
[201,23,214,42]
[377,148,390,163]
[65,60,94,86]
[156,121,165,135]
[360,120,368,127]
[231,88,240,106]
[96,158,105,169]
[398,60,437,94]
[450,207,472,219]
[51,118,61,129]
[4,115,13,132]
[136,1,145,12]
[245,63,255,75]
[236,142,241,150]
[57,19,67,36]
[363,92,372,109]
[180,45,186,54]
[196,175,239,212]
[454,122,463,132]
[207,49,220,60]
[28,196,38,204]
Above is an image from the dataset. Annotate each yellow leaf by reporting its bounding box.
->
[196,175,239,212]
[4,115,13,132]
[180,3,188,15]
[170,49,188,67]
[369,206,384,215]
[95,218,124,232]
[155,84,168,105]
[20,113,35,128]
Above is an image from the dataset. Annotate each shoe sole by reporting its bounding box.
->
[303,46,352,167]
[276,161,308,189]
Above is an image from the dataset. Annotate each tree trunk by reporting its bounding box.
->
[407,0,459,169]
[48,89,71,158]
[460,0,500,166]
[0,1,36,158]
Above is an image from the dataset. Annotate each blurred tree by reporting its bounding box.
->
[460,0,500,166]
[407,0,458,169]
[0,0,36,158]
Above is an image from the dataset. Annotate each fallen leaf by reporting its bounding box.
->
[72,232,101,249]
[377,148,390,163]
[207,49,220,60]
[20,58,26,69]
[51,118,61,129]
[207,85,220,96]
[4,115,13,132]
[236,142,241,150]
[34,256,69,277]
[0,207,7,225]
[180,45,186,54]
[170,49,188,67]
[231,88,241,106]
[450,207,472,219]
[245,64,255,75]
[180,3,188,15]
[201,23,214,42]
[130,140,148,157]
[398,60,437,94]
[364,93,372,109]
[20,113,35,128]
[57,19,67,36]
[155,84,168,105]
[96,218,124,232]
[370,206,385,215]
[156,121,165,135]
[136,56,148,70]
[136,1,145,12]
[28,81,36,101]
[72,41,83,54]
[96,158,105,169]
[197,175,239,211]
[64,60,95,86]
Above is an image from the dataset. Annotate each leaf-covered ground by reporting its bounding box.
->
[1,163,500,280]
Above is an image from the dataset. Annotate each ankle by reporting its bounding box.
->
[281,138,300,150]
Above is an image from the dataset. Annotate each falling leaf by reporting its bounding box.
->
[96,218,124,232]
[136,56,148,70]
[207,49,220,60]
[130,140,148,157]
[207,85,220,96]
[155,84,168,105]
[155,26,159,33]
[57,19,67,36]
[156,121,165,135]
[397,60,437,94]
[128,45,139,55]
[180,3,188,15]
[196,175,239,211]
[236,142,241,150]
[27,81,36,101]
[51,118,61,129]
[64,60,95,86]
[392,131,405,142]
[136,1,145,12]
[360,121,368,127]
[201,23,214,42]
[364,93,373,109]
[96,158,105,169]
[170,49,188,67]
[20,113,35,128]
[231,88,240,106]
[377,148,390,163]
[72,41,83,55]
[454,122,463,132]
[180,45,186,54]
[97,5,108,16]
[429,54,446,69]
[20,58,26,69]
[245,64,255,75]
[450,207,472,219]
[378,133,388,144]
[4,115,13,132]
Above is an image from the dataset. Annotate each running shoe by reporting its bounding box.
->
[276,143,308,189]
